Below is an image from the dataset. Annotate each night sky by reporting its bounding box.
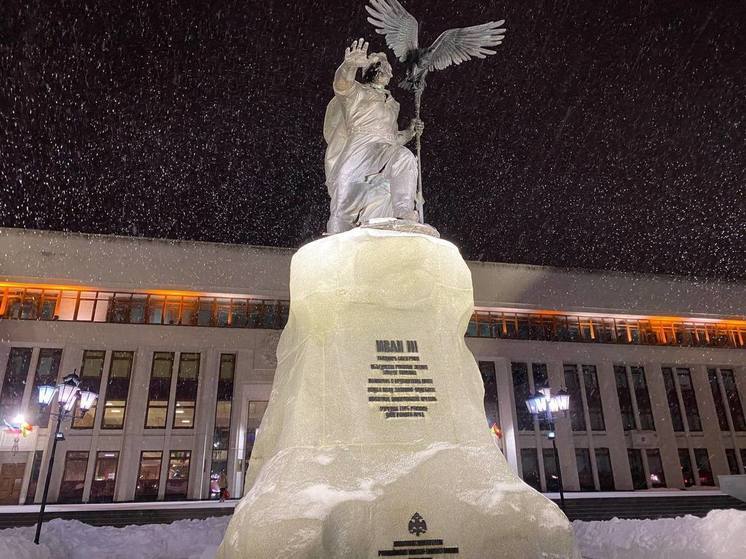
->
[1,1,744,279]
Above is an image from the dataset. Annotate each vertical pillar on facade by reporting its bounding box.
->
[595,360,630,491]
[643,362,683,489]
[120,347,150,501]
[195,349,218,499]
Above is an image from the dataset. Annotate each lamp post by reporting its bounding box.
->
[33,371,98,545]
[525,387,570,511]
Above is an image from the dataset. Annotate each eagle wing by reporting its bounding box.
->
[366,0,419,62]
[426,20,506,71]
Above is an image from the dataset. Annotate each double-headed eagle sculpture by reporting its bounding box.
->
[366,0,506,92]
[365,0,506,221]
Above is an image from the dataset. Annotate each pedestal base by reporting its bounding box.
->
[218,228,579,558]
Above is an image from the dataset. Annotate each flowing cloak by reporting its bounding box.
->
[323,81,403,197]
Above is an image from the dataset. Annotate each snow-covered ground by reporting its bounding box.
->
[1,509,744,559]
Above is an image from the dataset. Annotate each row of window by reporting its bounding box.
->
[0,287,289,329]
[4,286,746,350]
[509,362,746,436]
[521,445,746,493]
[469,311,746,350]
[4,351,744,439]
[521,447,615,492]
[55,449,192,503]
[0,348,239,432]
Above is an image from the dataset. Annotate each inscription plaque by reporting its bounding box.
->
[368,340,437,419]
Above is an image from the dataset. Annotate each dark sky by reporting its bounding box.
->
[1,1,744,279]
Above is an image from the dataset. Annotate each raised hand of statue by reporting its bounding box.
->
[344,38,369,68]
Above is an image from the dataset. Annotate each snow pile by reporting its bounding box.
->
[1,509,745,559]
[0,516,230,559]
[573,509,746,559]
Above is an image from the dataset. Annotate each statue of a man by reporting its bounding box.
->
[324,38,424,234]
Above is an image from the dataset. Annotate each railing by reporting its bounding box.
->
[2,286,745,349]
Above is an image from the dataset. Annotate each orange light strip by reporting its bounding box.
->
[0,282,269,302]
[473,305,746,328]
[3,282,745,327]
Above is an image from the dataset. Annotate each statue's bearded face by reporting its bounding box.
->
[372,58,393,86]
[363,53,392,86]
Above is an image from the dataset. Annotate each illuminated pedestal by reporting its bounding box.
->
[218,228,579,559]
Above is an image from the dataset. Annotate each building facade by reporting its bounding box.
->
[1,227,745,504]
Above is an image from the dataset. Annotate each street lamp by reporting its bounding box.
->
[525,387,570,511]
[33,371,98,545]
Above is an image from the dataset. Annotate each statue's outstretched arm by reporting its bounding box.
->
[334,38,369,95]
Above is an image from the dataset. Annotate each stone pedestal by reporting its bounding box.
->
[218,228,579,558]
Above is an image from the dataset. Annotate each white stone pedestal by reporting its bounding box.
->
[218,228,579,558]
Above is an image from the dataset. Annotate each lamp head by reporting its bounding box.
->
[525,391,547,416]
[57,372,81,409]
[77,389,98,412]
[37,384,57,406]
[554,388,571,412]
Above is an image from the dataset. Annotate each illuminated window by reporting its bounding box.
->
[165,450,191,500]
[72,350,106,429]
[145,352,174,429]
[101,351,134,429]
[173,353,200,429]
[30,348,62,428]
[0,347,32,421]
[135,451,162,501]
[211,354,235,499]
[59,451,89,503]
[181,297,197,325]
[90,451,119,503]
[147,296,165,324]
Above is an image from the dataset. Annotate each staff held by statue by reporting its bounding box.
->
[366,0,506,223]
